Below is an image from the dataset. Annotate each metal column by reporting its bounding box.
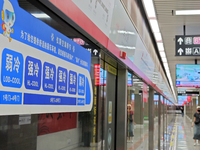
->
[116,69,127,150]
[163,98,165,150]
[148,87,154,150]
[193,97,197,116]
[158,94,161,150]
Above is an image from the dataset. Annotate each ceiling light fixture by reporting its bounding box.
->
[149,20,160,33]
[157,43,164,51]
[160,51,166,58]
[154,32,162,41]
[143,0,156,18]
[32,13,50,18]
[162,57,167,63]
[175,10,200,15]
[116,44,135,50]
[117,30,135,35]
[143,0,177,103]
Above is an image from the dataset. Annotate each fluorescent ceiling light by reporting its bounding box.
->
[116,44,135,50]
[134,82,144,84]
[32,13,50,18]
[117,30,135,35]
[166,72,170,78]
[163,62,168,67]
[164,66,169,71]
[149,19,160,33]
[175,10,200,15]
[157,43,164,51]
[143,0,156,18]
[160,51,166,58]
[133,79,140,81]
[154,32,162,41]
[162,57,167,63]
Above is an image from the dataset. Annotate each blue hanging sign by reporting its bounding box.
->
[0,0,93,115]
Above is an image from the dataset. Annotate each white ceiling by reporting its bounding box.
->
[153,0,200,100]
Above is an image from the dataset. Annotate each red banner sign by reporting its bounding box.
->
[187,96,191,102]
[94,64,100,85]
[143,83,148,103]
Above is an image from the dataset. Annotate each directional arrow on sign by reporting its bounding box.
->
[177,37,183,45]
[178,48,184,55]
[93,49,98,55]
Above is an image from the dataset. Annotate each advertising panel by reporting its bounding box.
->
[127,72,132,86]
[176,64,200,87]
[0,0,93,115]
[154,95,159,101]
[38,112,77,135]
[177,95,187,105]
[143,83,148,103]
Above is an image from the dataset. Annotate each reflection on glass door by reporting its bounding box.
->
[127,73,146,149]
[100,59,117,150]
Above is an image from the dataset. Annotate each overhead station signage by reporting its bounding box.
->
[175,35,200,56]
[177,91,199,96]
[0,0,93,115]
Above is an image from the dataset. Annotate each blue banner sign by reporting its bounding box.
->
[0,0,93,115]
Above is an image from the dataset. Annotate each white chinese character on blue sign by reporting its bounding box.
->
[34,63,39,77]
[13,57,20,73]
[5,54,13,72]
[28,61,33,76]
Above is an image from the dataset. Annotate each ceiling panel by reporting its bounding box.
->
[154,0,200,102]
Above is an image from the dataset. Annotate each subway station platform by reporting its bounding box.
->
[163,114,200,150]
[126,114,199,150]
[175,114,199,150]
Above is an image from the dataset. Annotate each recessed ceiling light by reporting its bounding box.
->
[175,10,200,15]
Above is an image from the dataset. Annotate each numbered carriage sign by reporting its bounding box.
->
[175,35,200,56]
[0,0,93,115]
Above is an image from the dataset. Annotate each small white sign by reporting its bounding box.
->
[19,115,31,125]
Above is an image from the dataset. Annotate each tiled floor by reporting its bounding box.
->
[69,114,200,150]
[176,114,200,150]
